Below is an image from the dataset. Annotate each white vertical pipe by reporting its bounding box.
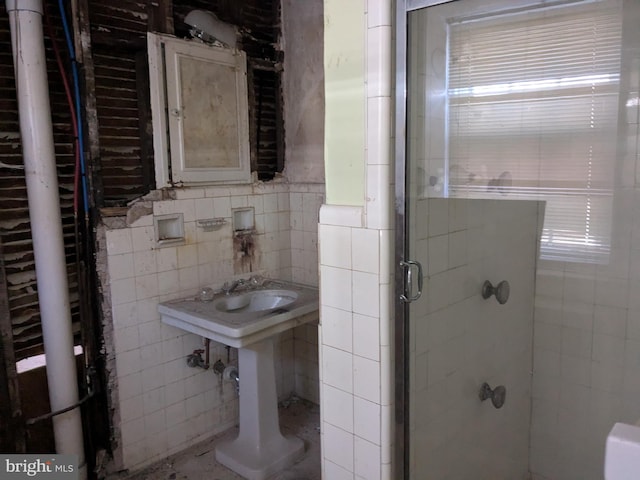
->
[6,1,86,476]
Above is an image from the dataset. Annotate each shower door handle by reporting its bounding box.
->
[400,260,423,303]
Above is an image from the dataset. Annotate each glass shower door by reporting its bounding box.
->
[397,0,589,477]
[399,0,639,478]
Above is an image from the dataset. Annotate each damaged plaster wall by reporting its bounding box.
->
[281,0,325,183]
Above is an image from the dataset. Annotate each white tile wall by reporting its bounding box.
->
[290,184,324,286]
[321,266,353,312]
[353,314,380,361]
[529,7,640,478]
[102,182,324,471]
[324,384,354,432]
[323,422,355,472]
[318,203,394,480]
[290,184,324,404]
[531,198,640,479]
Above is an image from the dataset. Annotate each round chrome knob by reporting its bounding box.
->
[482,280,510,304]
[479,382,506,409]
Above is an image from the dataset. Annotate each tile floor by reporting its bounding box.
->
[119,398,320,480]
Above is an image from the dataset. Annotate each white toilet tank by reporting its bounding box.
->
[605,422,640,480]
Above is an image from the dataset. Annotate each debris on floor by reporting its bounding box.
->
[117,398,320,480]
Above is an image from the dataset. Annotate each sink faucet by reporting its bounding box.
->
[221,275,267,295]
[222,279,246,295]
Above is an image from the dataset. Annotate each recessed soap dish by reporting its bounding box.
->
[154,213,185,246]
[233,208,254,232]
[197,218,227,232]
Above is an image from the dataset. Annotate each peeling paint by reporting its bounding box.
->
[108,6,148,20]
[102,146,139,154]
[0,131,20,140]
[6,271,37,286]
[3,251,31,263]
[0,219,29,230]
[125,202,153,226]
[0,161,24,169]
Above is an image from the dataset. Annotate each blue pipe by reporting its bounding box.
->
[58,0,89,215]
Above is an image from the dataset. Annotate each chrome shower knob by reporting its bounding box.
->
[482,280,510,304]
[479,382,506,409]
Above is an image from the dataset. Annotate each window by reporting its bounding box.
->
[447,0,622,263]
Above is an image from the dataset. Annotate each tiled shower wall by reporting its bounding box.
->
[403,2,640,478]
[531,193,640,480]
[530,6,640,479]
[409,198,541,479]
[100,182,323,471]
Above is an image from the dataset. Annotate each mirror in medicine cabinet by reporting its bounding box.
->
[148,33,251,187]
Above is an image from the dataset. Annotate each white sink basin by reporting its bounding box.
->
[214,289,299,313]
[158,281,318,348]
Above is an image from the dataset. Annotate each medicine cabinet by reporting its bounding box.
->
[148,33,251,187]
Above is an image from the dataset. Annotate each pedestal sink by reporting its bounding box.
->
[158,280,319,480]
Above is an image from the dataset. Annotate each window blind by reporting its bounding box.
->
[447,0,622,263]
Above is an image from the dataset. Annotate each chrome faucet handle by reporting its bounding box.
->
[221,281,233,295]
[223,278,247,295]
[479,382,506,409]
[482,280,510,304]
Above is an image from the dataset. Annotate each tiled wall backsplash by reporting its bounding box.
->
[100,182,323,471]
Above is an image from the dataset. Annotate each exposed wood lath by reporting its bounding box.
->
[0,237,25,453]
[252,67,282,177]
[87,1,148,47]
[88,0,153,205]
[93,47,150,204]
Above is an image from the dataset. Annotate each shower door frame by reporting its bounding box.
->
[393,1,455,478]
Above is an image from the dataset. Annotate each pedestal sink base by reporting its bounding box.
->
[215,337,304,480]
[216,433,303,480]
